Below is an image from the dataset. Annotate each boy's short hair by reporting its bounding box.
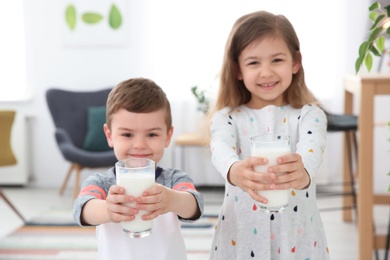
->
[106,78,172,131]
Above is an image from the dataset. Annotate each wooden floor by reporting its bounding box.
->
[0,186,388,259]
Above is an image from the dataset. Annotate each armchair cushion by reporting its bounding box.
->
[82,106,111,152]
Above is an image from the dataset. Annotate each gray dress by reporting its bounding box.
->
[209,104,330,260]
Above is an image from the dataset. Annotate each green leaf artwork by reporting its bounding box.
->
[81,13,103,24]
[109,4,122,29]
[65,4,77,30]
[65,3,123,31]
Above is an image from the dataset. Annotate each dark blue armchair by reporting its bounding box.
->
[46,88,117,199]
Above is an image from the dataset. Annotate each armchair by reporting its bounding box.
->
[46,88,117,199]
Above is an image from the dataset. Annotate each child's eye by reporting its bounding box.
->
[122,133,132,138]
[147,133,158,137]
[248,61,259,66]
[273,58,283,63]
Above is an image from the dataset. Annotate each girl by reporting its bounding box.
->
[209,11,329,259]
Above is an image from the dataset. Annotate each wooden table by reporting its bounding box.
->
[344,74,390,260]
[172,132,209,170]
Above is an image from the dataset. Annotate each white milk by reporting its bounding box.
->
[252,146,291,210]
[116,173,155,232]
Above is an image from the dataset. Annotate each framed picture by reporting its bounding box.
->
[61,0,129,47]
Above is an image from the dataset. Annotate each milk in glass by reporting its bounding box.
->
[116,158,155,238]
[250,134,291,212]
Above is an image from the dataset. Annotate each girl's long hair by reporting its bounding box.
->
[212,10,317,115]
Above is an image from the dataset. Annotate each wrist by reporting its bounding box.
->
[301,168,311,189]
[227,162,238,186]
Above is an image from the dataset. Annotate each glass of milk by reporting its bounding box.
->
[115,158,155,238]
[250,134,291,213]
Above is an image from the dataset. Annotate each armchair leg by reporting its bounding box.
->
[59,164,75,195]
[0,190,25,222]
[59,163,84,199]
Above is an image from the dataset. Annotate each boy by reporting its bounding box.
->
[73,78,204,260]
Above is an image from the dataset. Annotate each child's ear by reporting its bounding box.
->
[165,126,174,147]
[292,61,300,74]
[292,51,302,74]
[237,72,243,80]
[103,123,114,148]
[237,68,243,80]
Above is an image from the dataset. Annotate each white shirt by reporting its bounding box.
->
[97,212,187,260]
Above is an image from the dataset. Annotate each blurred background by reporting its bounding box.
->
[0,0,389,194]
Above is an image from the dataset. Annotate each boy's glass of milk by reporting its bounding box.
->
[115,158,155,238]
[250,134,291,213]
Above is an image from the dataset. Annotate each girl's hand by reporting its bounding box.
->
[228,157,277,204]
[134,184,173,220]
[106,185,139,223]
[268,153,310,190]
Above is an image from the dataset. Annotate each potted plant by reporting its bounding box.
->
[356,2,390,192]
[191,85,210,114]
[356,1,390,73]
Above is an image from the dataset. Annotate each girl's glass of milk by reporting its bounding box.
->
[250,134,291,213]
[116,158,155,238]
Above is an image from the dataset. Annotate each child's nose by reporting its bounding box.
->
[259,65,272,77]
[133,137,147,148]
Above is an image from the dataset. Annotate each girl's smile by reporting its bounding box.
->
[238,36,299,109]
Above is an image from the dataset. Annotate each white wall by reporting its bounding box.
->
[3,0,389,193]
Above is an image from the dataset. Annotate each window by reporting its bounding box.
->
[0,1,30,101]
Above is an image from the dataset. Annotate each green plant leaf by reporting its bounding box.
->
[364,53,373,71]
[376,36,385,53]
[385,5,390,17]
[370,45,381,56]
[369,27,383,42]
[356,42,369,73]
[81,13,103,24]
[355,56,364,73]
[371,14,385,30]
[65,4,76,30]
[109,4,122,30]
[358,41,368,56]
[369,11,378,22]
[369,2,380,11]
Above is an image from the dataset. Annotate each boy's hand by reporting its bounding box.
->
[134,184,173,220]
[106,185,139,223]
